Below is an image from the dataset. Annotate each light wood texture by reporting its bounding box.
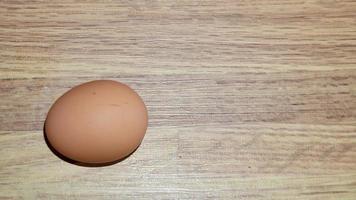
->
[1,0,356,199]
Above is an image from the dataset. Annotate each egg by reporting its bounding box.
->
[44,80,148,165]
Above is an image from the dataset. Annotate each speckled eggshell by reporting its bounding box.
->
[45,80,148,164]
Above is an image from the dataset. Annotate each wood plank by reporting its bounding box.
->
[1,0,356,78]
[1,70,355,131]
[1,124,356,199]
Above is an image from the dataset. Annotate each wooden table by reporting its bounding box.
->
[1,1,356,199]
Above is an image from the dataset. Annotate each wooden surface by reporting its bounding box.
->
[1,0,356,199]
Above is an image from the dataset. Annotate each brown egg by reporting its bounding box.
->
[45,80,148,164]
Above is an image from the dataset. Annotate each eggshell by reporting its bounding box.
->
[45,80,148,164]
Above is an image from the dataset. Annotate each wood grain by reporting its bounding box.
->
[1,0,356,199]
